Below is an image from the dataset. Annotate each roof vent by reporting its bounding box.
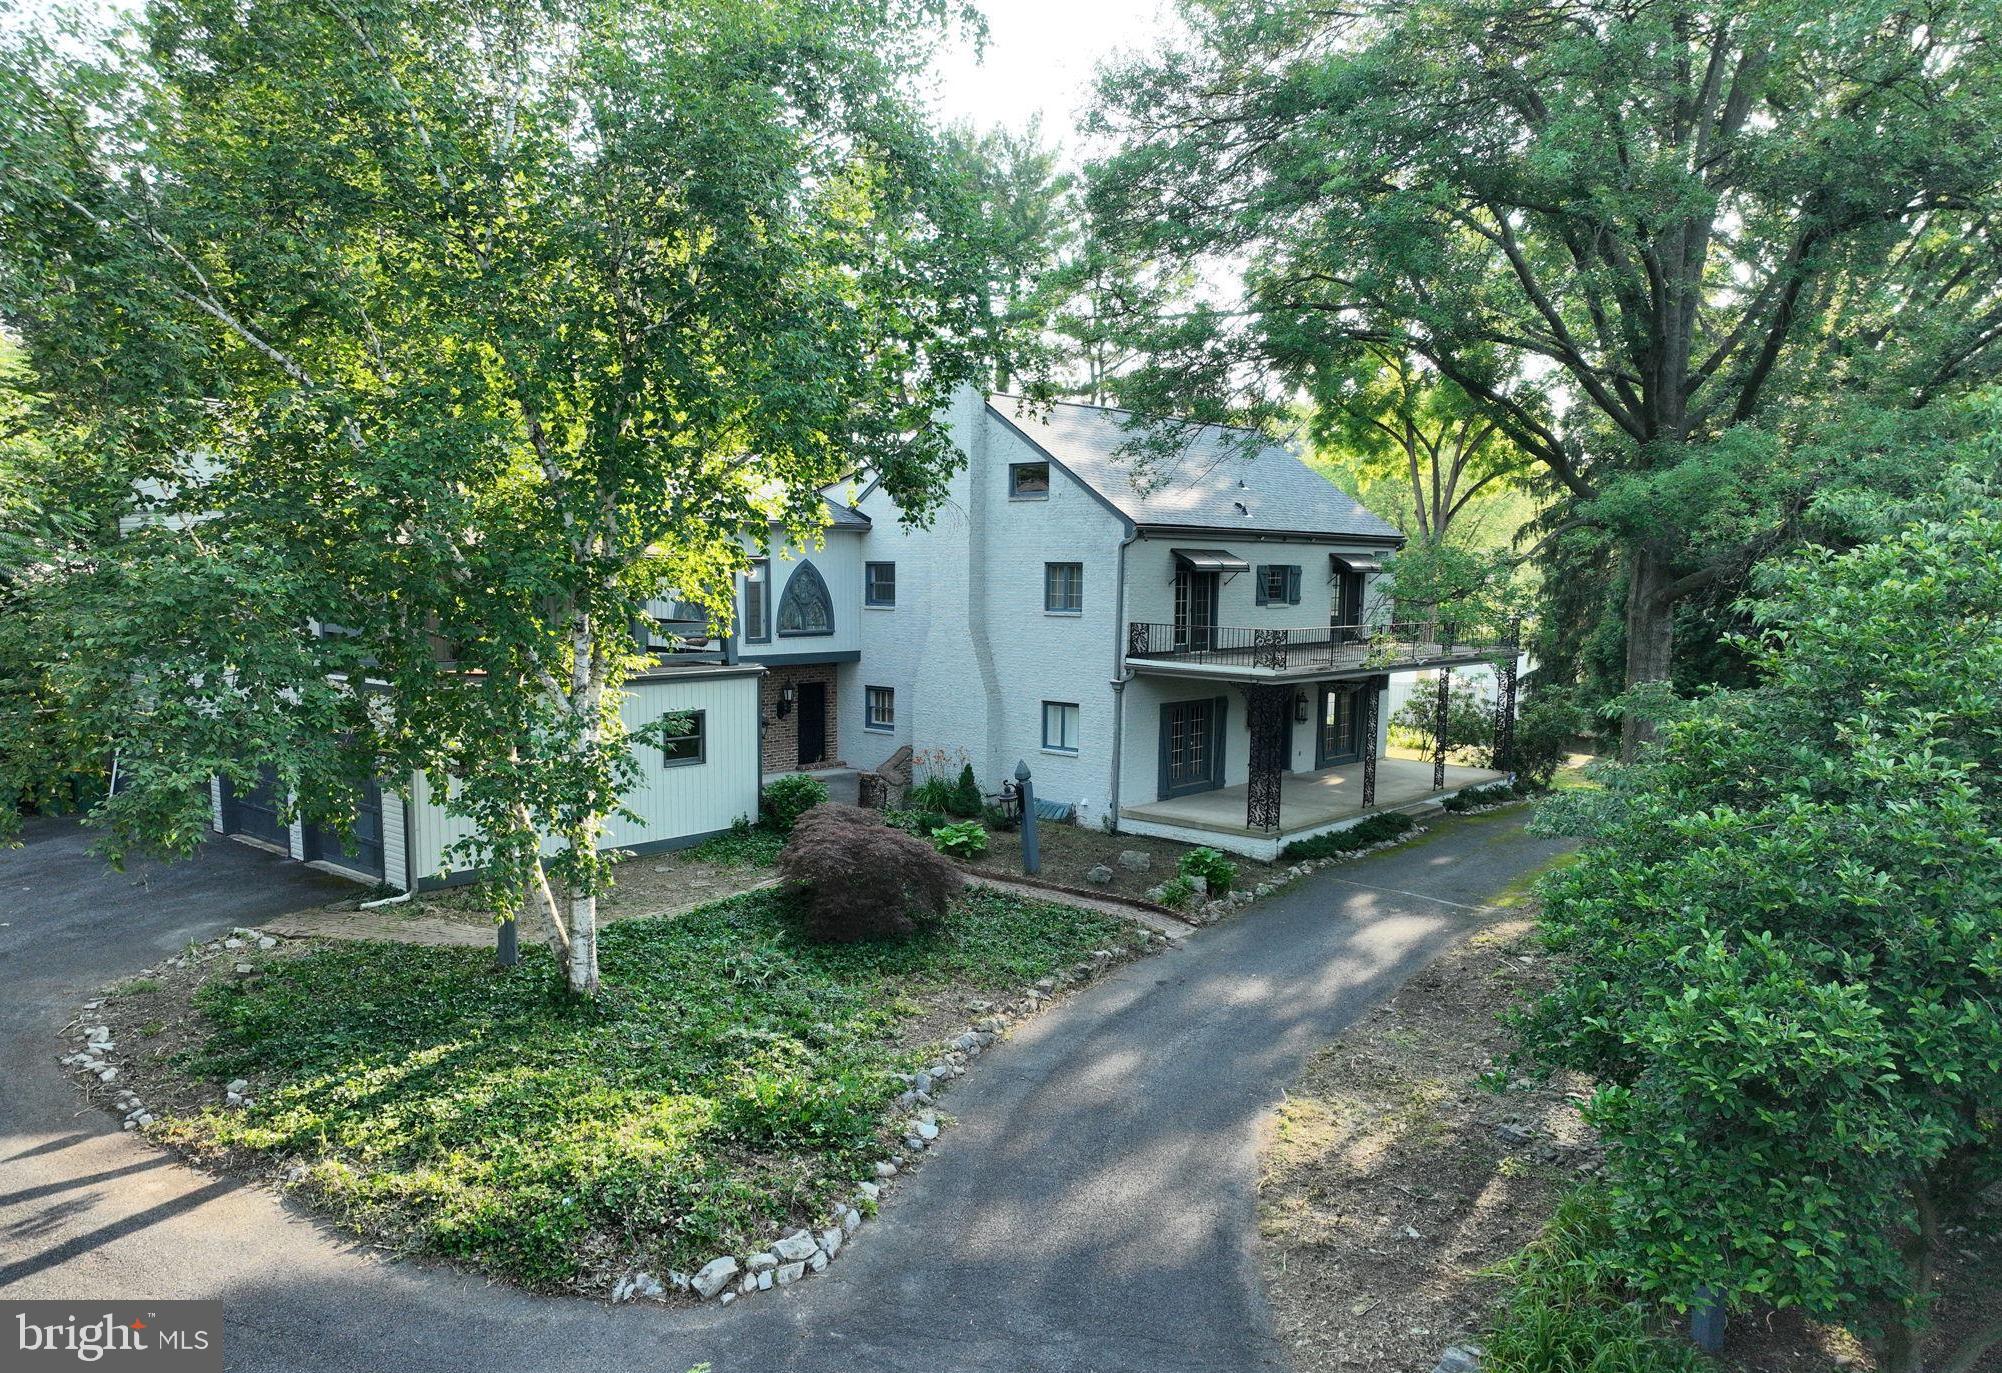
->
[1233,501,1249,516]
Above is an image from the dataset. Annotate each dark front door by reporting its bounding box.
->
[222,765,287,848]
[304,778,385,880]
[1317,683,1364,767]
[1334,571,1365,641]
[796,681,827,766]
[1159,696,1227,797]
[1173,570,1219,652]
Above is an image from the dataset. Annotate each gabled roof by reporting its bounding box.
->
[988,395,1401,544]
[819,496,871,529]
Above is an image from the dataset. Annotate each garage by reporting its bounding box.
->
[303,779,386,881]
[221,765,288,849]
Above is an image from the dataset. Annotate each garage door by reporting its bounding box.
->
[303,779,385,881]
[222,766,288,848]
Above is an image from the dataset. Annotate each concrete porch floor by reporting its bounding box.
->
[1119,756,1507,841]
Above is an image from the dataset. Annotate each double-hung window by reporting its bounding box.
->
[662,710,706,767]
[864,561,896,607]
[1044,561,1083,614]
[865,685,895,732]
[1255,564,1302,606]
[1041,701,1080,754]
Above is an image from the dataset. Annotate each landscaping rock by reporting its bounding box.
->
[718,1291,735,1306]
[808,1251,828,1273]
[226,1079,249,1096]
[912,1070,934,1094]
[746,1252,777,1274]
[690,1256,739,1300]
[1432,1345,1482,1373]
[855,1181,880,1202]
[773,1230,818,1264]
[1085,864,1115,884]
[756,1270,773,1291]
[1116,849,1152,871]
[840,1207,861,1236]
[774,1261,805,1287]
[819,1226,844,1258]
[915,1118,939,1142]
[874,1160,898,1179]
[1187,875,1207,895]
[738,1273,757,1295]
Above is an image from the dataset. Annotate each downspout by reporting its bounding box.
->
[1105,527,1139,832]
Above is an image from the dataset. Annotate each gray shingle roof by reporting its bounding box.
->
[989,395,1401,543]
[820,495,871,529]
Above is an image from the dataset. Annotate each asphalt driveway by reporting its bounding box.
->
[0,809,1571,1373]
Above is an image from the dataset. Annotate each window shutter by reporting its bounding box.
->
[1254,566,1270,605]
[1286,566,1302,604]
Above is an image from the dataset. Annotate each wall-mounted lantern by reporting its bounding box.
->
[777,684,796,718]
[1294,690,1310,724]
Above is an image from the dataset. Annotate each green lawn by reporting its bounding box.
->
[162,886,1137,1288]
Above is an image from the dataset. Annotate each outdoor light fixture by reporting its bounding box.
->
[777,684,795,718]
[1295,691,1310,724]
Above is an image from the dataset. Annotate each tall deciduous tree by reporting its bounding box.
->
[0,0,996,994]
[1517,441,2002,1371]
[1087,0,2002,752]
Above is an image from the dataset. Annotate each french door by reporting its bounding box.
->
[1317,684,1364,767]
[1172,570,1218,652]
[1160,697,1227,797]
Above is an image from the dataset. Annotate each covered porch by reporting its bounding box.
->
[1119,756,1508,859]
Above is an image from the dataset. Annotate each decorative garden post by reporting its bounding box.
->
[497,913,519,967]
[1360,678,1379,809]
[1015,759,1040,876]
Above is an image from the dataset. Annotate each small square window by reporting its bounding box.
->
[663,710,706,767]
[865,685,895,732]
[1041,701,1079,754]
[1044,561,1083,614]
[1010,461,1050,499]
[865,561,896,607]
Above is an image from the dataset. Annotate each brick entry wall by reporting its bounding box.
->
[759,663,840,772]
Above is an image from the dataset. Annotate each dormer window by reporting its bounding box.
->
[1010,461,1050,499]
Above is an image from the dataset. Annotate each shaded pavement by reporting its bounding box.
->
[0,810,1570,1372]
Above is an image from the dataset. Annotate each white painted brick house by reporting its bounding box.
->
[210,388,1517,884]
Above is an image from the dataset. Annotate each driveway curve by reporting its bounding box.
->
[0,810,1570,1373]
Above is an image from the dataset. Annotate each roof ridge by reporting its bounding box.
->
[991,392,1288,447]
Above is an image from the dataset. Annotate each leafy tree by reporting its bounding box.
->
[1311,348,1540,553]
[1087,0,2002,753]
[0,0,997,994]
[1516,460,2002,1370]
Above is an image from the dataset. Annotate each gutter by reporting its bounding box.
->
[1106,524,1140,832]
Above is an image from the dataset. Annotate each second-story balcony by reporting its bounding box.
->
[1125,620,1517,681]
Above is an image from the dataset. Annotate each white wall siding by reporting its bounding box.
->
[209,778,224,833]
[380,789,411,891]
[1124,535,1394,631]
[846,390,1128,822]
[404,668,762,886]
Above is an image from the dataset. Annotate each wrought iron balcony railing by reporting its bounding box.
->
[1124,620,1515,674]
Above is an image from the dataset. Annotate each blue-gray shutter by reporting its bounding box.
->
[1254,566,1271,605]
[1286,566,1302,604]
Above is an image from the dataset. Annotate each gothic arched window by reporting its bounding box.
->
[776,561,835,637]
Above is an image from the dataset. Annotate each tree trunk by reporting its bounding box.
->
[1883,1185,1941,1373]
[1620,541,1677,759]
[566,886,599,996]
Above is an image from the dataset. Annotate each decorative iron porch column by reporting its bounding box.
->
[1245,683,1290,834]
[1360,678,1380,809]
[1433,667,1451,790]
[1492,617,1522,773]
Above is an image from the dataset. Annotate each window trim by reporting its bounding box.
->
[1009,461,1051,501]
[662,709,707,768]
[1043,560,1084,615]
[743,558,771,643]
[864,561,897,608]
[864,684,895,733]
[1041,700,1080,755]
